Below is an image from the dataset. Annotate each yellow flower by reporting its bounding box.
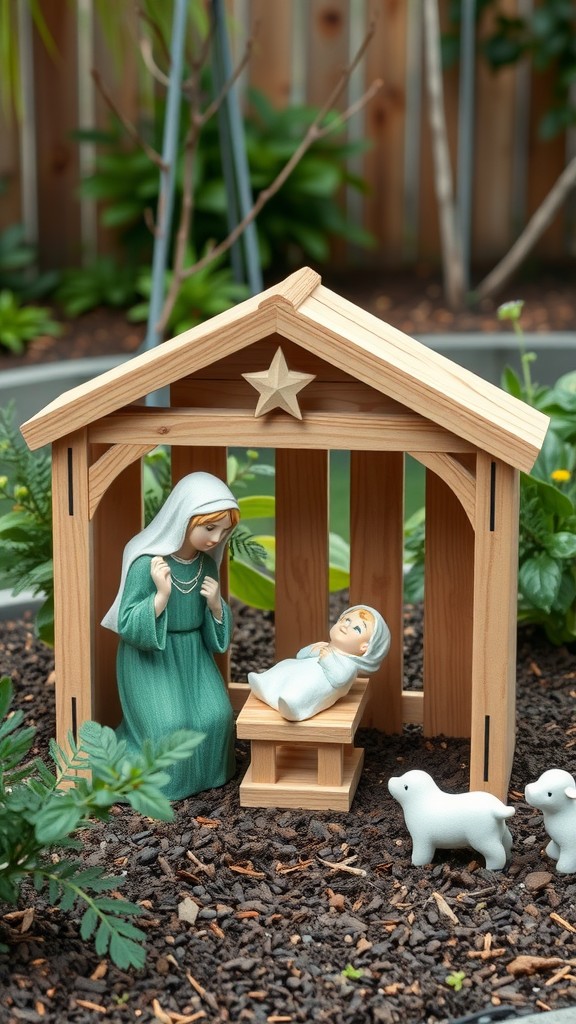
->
[13,485,28,500]
[551,469,571,484]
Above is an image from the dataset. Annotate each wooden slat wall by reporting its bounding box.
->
[3,0,573,272]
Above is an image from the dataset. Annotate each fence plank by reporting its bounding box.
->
[33,0,82,268]
[474,4,518,264]
[305,0,350,108]
[2,2,572,272]
[248,0,294,107]
[527,66,567,259]
[363,0,409,264]
[0,111,21,231]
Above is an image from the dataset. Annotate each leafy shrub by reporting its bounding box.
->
[0,290,60,355]
[79,88,373,274]
[55,256,141,317]
[0,404,54,642]
[0,224,58,300]
[0,675,201,969]
[128,248,249,334]
[403,300,576,645]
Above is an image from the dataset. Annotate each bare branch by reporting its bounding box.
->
[422,0,465,309]
[171,77,383,294]
[163,20,383,312]
[475,153,576,300]
[139,35,171,88]
[91,69,167,171]
[135,4,172,69]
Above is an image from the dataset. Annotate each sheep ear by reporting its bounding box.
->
[564,786,576,800]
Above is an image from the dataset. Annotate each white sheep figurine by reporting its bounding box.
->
[388,769,515,870]
[524,768,576,874]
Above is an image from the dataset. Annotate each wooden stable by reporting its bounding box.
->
[21,268,549,804]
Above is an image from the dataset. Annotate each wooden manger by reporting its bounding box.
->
[20,268,549,805]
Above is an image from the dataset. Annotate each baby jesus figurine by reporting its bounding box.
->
[248,605,390,722]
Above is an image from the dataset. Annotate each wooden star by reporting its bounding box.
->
[242,347,315,420]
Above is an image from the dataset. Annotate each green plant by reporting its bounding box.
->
[0,290,60,355]
[0,404,54,643]
[128,247,249,334]
[0,675,201,969]
[445,969,466,993]
[498,300,576,645]
[197,89,374,269]
[341,963,364,980]
[55,256,140,317]
[79,86,374,274]
[0,224,58,300]
[403,300,576,645]
[444,0,576,140]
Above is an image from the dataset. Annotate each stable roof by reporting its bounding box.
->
[21,267,549,471]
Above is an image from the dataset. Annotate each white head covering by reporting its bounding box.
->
[101,472,239,633]
[336,604,391,673]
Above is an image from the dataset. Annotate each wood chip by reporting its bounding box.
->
[432,891,459,924]
[209,920,225,939]
[228,863,265,878]
[75,998,107,1014]
[195,816,220,828]
[90,961,108,981]
[545,964,573,987]
[158,855,175,878]
[235,910,260,919]
[550,912,576,933]
[152,999,172,1023]
[467,948,506,961]
[506,955,576,977]
[186,851,215,877]
[186,972,220,1012]
[318,856,366,877]
[275,859,313,875]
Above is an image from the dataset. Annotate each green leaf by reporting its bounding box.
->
[0,675,13,720]
[501,365,523,399]
[34,795,84,845]
[329,532,350,571]
[519,553,563,613]
[80,906,99,940]
[236,494,276,521]
[229,560,275,611]
[545,532,576,559]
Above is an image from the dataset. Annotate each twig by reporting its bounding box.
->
[91,68,166,171]
[317,856,367,877]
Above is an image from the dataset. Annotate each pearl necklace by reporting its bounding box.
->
[169,553,204,594]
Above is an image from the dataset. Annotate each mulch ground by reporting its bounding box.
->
[1,600,575,1024]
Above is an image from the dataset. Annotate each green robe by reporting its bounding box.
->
[115,553,235,800]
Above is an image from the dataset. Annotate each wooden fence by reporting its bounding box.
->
[0,0,573,275]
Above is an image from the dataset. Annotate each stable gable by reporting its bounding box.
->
[20,265,549,475]
[275,286,549,472]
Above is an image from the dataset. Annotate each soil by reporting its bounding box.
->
[1,272,576,1021]
[1,600,576,1024]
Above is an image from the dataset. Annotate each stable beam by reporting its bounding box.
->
[52,432,93,748]
[275,449,329,661]
[470,454,519,799]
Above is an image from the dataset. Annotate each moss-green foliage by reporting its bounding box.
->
[0,676,202,969]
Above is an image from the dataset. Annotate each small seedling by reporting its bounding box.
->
[341,964,364,981]
[445,969,466,993]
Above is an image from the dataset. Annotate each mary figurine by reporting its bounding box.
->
[102,472,240,800]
